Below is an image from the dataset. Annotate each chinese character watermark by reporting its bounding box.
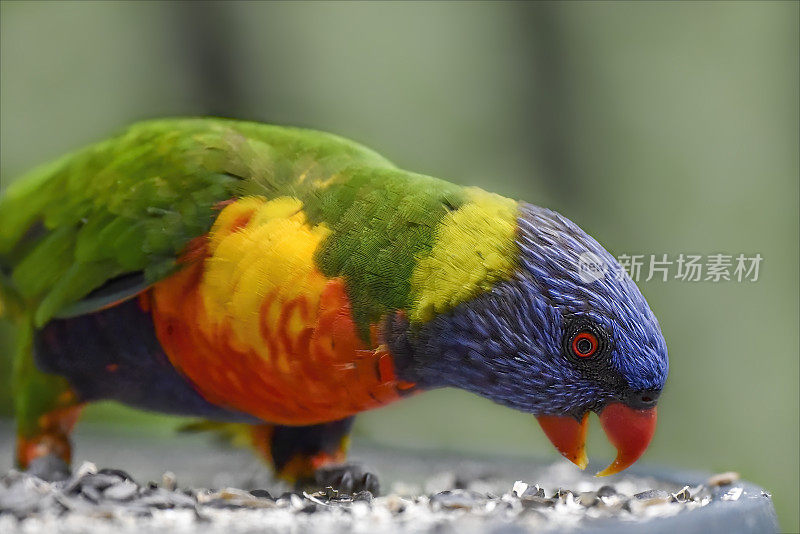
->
[573,253,762,283]
[577,252,608,283]
[675,254,703,282]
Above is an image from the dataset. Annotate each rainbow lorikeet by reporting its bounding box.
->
[0,118,668,489]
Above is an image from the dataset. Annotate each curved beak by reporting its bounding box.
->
[535,412,589,470]
[535,402,657,476]
[596,402,657,476]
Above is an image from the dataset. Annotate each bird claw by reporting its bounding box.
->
[313,463,380,496]
[26,453,72,482]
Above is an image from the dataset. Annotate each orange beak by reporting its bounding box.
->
[535,403,657,476]
[535,412,589,470]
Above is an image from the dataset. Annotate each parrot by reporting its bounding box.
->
[0,118,668,491]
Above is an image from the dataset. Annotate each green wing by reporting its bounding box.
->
[0,118,394,327]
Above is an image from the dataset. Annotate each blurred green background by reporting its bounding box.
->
[1,1,797,530]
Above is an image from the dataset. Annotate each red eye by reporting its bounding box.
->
[571,331,598,358]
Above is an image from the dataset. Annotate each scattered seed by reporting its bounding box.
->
[79,485,102,504]
[73,462,98,479]
[161,471,177,491]
[511,481,528,497]
[597,485,618,498]
[553,488,573,502]
[103,480,138,501]
[431,490,483,510]
[576,491,599,507]
[721,487,743,501]
[218,488,254,501]
[634,489,671,501]
[69,473,124,494]
[671,486,691,503]
[97,468,134,482]
[519,484,545,499]
[0,461,737,530]
[383,495,408,514]
[519,496,554,510]
[707,471,740,487]
[289,493,305,509]
[248,489,272,499]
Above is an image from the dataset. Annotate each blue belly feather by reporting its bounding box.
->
[33,297,260,424]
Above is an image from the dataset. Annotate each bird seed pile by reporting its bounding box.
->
[0,460,730,534]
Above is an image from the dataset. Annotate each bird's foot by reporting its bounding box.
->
[16,430,73,482]
[25,453,72,482]
[310,463,380,496]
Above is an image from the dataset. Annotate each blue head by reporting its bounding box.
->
[388,202,668,473]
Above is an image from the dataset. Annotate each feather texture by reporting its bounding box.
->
[0,118,515,333]
[2,118,667,438]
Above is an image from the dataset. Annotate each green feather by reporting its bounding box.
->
[0,118,470,332]
[303,167,465,336]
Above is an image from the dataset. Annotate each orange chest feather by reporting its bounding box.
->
[146,197,416,425]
